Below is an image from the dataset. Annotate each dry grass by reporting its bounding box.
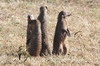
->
[0,0,100,66]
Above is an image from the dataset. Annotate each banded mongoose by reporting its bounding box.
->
[38,6,51,56]
[26,15,42,56]
[52,11,71,55]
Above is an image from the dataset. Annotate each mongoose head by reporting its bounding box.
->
[27,15,37,25]
[58,11,71,19]
[27,15,35,21]
[40,6,48,13]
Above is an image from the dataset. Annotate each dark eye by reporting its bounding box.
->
[45,6,48,9]
[62,15,66,18]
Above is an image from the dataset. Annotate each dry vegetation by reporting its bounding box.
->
[0,0,100,66]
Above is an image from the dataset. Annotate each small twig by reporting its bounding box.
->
[74,31,82,37]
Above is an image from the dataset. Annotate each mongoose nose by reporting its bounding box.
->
[66,13,71,17]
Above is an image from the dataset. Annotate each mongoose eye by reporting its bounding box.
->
[45,6,48,9]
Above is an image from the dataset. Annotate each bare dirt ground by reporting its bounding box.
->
[0,0,100,66]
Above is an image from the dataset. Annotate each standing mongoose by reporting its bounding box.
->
[52,11,71,55]
[38,6,51,56]
[26,15,42,56]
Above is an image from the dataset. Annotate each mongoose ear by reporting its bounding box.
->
[27,15,31,21]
